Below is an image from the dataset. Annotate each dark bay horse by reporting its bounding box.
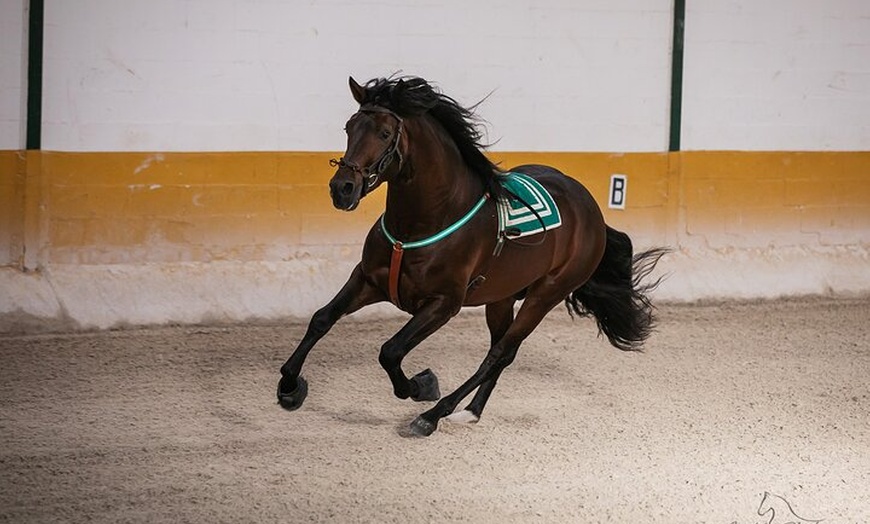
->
[277,76,667,437]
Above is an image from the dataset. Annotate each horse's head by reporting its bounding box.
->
[328,77,406,211]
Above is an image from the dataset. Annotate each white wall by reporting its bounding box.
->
[6,1,870,153]
[0,0,26,149]
[683,0,870,150]
[41,0,673,152]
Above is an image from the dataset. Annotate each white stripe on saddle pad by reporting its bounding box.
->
[497,172,563,238]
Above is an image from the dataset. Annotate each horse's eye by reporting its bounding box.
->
[380,129,392,140]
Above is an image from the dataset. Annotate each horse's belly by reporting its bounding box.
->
[461,250,554,306]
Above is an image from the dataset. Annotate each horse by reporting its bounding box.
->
[277,75,667,437]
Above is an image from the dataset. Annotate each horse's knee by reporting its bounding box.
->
[378,341,403,371]
[308,308,334,337]
[379,341,418,399]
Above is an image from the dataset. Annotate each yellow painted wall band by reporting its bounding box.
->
[1,150,868,267]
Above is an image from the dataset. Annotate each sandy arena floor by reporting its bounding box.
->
[1,298,868,523]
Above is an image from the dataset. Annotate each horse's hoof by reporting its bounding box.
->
[409,415,437,437]
[277,376,308,411]
[410,368,440,401]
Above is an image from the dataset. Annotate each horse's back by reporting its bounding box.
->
[508,164,605,227]
[505,164,607,280]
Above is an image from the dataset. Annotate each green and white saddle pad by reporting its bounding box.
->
[496,172,562,238]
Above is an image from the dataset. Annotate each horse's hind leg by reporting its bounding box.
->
[277,265,382,410]
[446,297,515,424]
[412,291,564,436]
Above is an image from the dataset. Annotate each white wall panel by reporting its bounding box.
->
[682,0,870,150]
[41,0,673,152]
[32,0,870,153]
[0,0,26,149]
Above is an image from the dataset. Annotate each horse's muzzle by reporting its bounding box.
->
[329,177,362,211]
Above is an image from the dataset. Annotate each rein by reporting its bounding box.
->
[494,187,550,253]
[329,104,404,195]
[380,195,489,308]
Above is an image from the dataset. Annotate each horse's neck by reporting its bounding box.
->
[384,165,480,241]
[383,126,482,242]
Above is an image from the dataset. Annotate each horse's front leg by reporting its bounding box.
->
[277,265,382,410]
[378,296,462,402]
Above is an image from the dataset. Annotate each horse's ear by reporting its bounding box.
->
[391,78,404,98]
[349,76,366,104]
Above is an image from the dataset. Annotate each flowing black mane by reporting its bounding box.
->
[359,76,505,198]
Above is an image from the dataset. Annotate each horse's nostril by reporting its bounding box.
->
[341,182,355,196]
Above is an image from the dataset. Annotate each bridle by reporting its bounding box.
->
[329,104,404,195]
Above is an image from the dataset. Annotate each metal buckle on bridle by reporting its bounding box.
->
[329,105,404,195]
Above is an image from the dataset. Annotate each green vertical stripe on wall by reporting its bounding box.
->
[669,0,685,152]
[26,0,44,150]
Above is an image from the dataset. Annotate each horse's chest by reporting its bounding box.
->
[362,244,468,311]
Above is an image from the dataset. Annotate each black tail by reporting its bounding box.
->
[566,226,669,351]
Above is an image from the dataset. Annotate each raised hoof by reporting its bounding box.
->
[277,376,308,411]
[410,368,440,402]
[409,416,437,437]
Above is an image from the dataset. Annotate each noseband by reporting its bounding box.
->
[330,104,404,194]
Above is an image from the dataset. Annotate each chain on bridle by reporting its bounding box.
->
[330,104,404,194]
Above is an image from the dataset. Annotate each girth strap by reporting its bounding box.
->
[389,242,404,307]
[380,195,489,309]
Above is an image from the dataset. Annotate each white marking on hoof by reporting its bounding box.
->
[445,410,479,425]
